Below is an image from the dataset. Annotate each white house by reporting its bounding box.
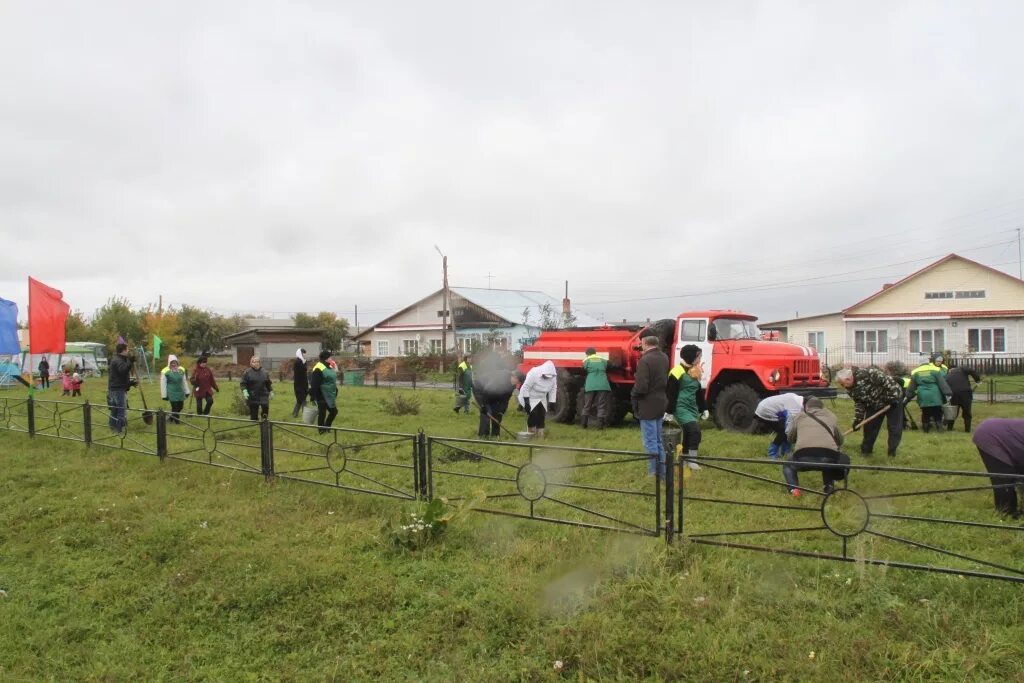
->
[762,254,1024,368]
[354,287,602,358]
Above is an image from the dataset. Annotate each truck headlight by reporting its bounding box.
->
[768,369,781,384]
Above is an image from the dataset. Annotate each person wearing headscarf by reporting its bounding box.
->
[309,350,338,433]
[518,360,558,438]
[973,418,1024,517]
[292,347,309,418]
[190,355,219,415]
[240,356,273,421]
[666,344,707,471]
[160,355,192,424]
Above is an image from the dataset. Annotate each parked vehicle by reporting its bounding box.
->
[518,310,835,432]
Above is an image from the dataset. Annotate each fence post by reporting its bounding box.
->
[989,377,995,404]
[373,372,379,388]
[417,430,430,500]
[83,401,92,445]
[412,375,417,390]
[156,409,167,460]
[664,450,675,544]
[27,396,35,437]
[260,418,275,482]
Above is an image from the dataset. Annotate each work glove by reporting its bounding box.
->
[242,389,250,400]
[700,410,710,421]
[767,443,780,459]
[662,413,673,422]
[780,442,792,457]
[852,419,861,432]
[270,391,275,399]
[129,378,139,387]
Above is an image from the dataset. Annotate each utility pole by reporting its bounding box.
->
[435,245,450,372]
[158,295,163,315]
[354,305,359,356]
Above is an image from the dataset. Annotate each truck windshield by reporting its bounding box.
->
[712,318,761,340]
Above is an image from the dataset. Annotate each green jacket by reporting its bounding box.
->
[320,366,338,408]
[582,354,610,392]
[161,367,189,402]
[667,365,704,424]
[909,364,951,408]
[456,361,473,393]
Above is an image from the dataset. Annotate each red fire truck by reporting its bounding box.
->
[518,310,834,432]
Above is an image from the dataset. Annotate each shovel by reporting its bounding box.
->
[472,398,518,440]
[842,404,891,437]
[132,368,155,425]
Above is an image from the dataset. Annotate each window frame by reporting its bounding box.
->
[807,331,824,350]
[375,340,389,357]
[909,328,945,354]
[854,329,889,353]
[967,327,1006,353]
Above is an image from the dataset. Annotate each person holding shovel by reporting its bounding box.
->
[836,367,905,458]
[908,359,952,433]
[106,343,137,433]
[190,355,219,416]
[160,355,191,424]
[240,355,273,421]
[519,360,558,438]
[472,351,517,439]
[453,355,473,415]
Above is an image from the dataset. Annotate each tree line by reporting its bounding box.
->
[60,298,350,356]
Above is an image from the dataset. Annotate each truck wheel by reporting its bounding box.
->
[713,383,761,433]
[548,371,578,424]
[641,318,675,352]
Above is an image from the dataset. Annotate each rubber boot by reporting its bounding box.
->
[537,428,545,439]
[686,449,701,471]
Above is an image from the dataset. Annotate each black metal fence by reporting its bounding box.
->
[3,396,1024,583]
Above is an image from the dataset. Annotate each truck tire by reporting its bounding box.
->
[713,383,761,433]
[641,318,675,352]
[548,371,579,424]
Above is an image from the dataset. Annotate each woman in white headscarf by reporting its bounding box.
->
[518,360,558,438]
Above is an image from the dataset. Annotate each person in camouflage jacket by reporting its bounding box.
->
[837,367,905,457]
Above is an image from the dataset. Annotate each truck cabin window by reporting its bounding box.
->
[712,318,761,341]
[679,320,706,342]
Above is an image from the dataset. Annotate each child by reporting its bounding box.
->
[71,372,83,397]
[666,344,708,471]
[61,369,73,396]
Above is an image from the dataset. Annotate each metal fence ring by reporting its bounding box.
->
[326,442,348,473]
[821,488,871,538]
[516,463,547,502]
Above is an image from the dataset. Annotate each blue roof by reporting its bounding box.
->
[451,287,603,327]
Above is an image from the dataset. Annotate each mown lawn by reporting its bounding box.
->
[1,378,1023,681]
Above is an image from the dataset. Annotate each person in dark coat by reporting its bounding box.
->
[972,418,1024,517]
[38,357,50,388]
[944,365,982,432]
[631,335,669,475]
[291,348,309,418]
[472,352,516,438]
[240,355,273,421]
[106,343,137,432]
[190,355,219,415]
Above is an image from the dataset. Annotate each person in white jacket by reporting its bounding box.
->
[518,360,558,438]
[754,393,804,459]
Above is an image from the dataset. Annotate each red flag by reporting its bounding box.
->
[28,277,70,354]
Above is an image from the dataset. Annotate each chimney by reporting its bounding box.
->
[562,280,570,315]
[882,283,893,290]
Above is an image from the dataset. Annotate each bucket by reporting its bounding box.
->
[302,404,318,425]
[941,404,960,422]
[516,431,533,442]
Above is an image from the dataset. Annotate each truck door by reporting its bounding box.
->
[675,318,712,385]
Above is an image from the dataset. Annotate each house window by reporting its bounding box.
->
[807,331,824,350]
[924,291,954,299]
[375,340,389,357]
[967,328,1006,353]
[909,329,945,354]
[679,320,706,342]
[429,339,442,354]
[402,339,419,355]
[955,290,985,299]
[854,329,888,353]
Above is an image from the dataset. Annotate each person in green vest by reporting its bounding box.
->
[160,355,191,425]
[453,355,473,415]
[580,347,611,430]
[909,355,952,433]
[310,350,338,434]
[665,344,708,471]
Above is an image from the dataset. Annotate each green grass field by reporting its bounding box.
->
[2,378,1024,681]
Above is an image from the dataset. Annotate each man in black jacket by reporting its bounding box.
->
[291,348,308,418]
[631,336,669,475]
[945,365,982,432]
[106,343,137,433]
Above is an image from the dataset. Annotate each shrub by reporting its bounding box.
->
[885,360,909,377]
[231,391,250,417]
[379,392,420,416]
[381,493,485,551]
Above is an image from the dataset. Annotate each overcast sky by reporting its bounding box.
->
[3,1,1024,330]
